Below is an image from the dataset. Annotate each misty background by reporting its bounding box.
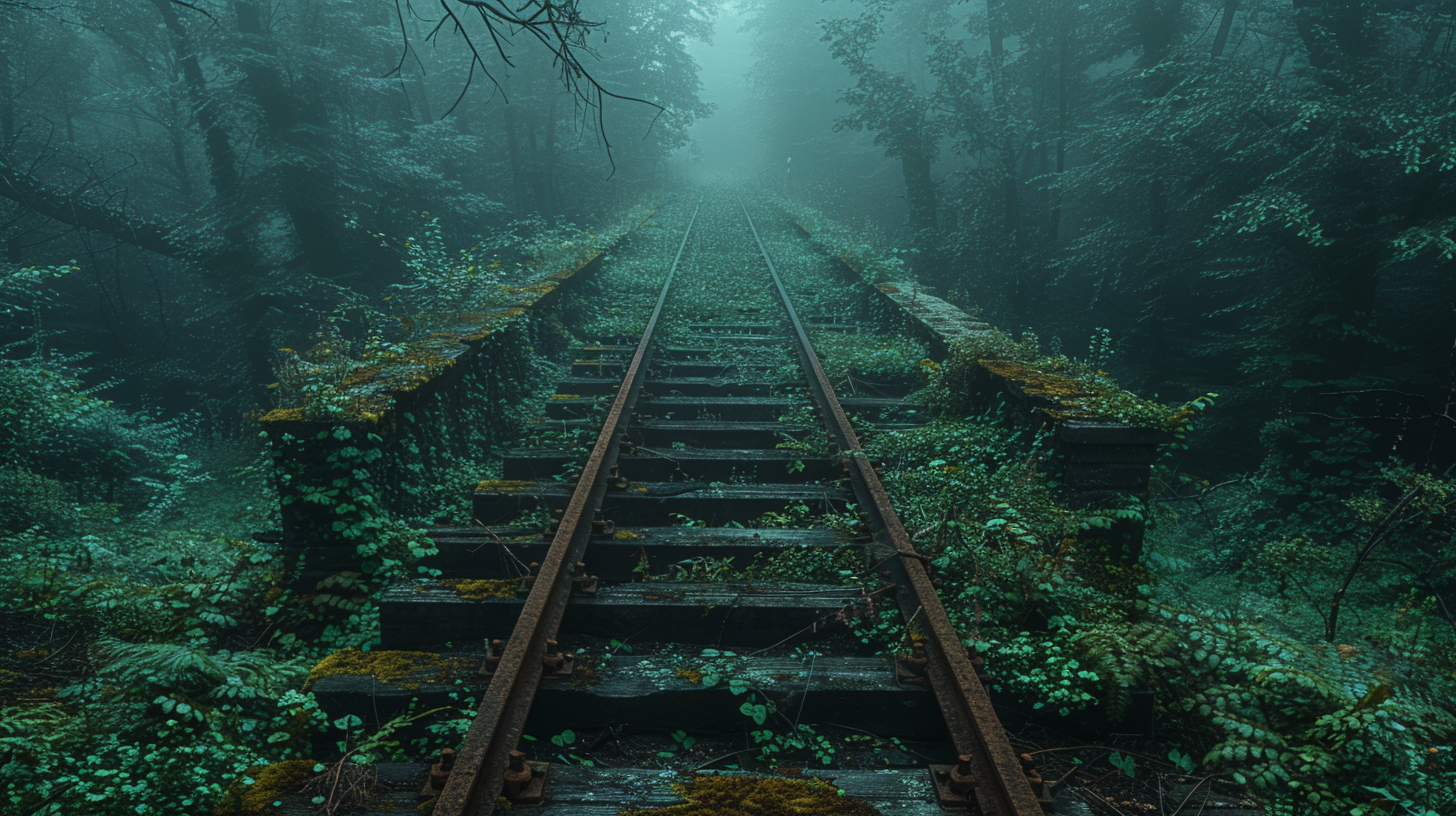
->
[0,0,1451,545]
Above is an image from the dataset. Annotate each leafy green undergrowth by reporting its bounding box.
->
[1139,450,1456,814]
[808,331,928,389]
[1,291,338,813]
[857,404,1456,814]
[0,433,331,814]
[861,416,1120,716]
[775,196,908,286]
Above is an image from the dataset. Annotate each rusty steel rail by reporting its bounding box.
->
[434,201,701,816]
[739,200,1045,816]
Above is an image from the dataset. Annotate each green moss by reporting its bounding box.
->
[476,479,536,493]
[304,649,474,690]
[216,760,317,815]
[933,332,1206,432]
[437,578,518,600]
[260,207,654,424]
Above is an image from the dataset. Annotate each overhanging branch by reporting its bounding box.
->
[0,156,195,260]
[406,0,665,177]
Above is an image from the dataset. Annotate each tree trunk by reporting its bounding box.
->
[502,73,529,215]
[408,68,435,124]
[152,0,241,204]
[1404,15,1447,90]
[901,147,938,253]
[235,0,345,280]
[1210,0,1240,58]
[1289,243,1378,390]
[986,0,1020,242]
[545,91,560,224]
[1284,0,1381,391]
[1291,0,1369,93]
[1050,10,1070,241]
[1132,0,1184,68]
[0,14,22,265]
[903,171,938,246]
[164,84,196,202]
[0,33,13,146]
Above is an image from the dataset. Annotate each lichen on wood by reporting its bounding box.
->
[618,774,882,816]
[304,649,474,690]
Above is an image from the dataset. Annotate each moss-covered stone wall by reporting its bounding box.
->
[261,209,656,584]
[779,200,1217,561]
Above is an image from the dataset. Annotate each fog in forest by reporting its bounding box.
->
[2,2,1454,814]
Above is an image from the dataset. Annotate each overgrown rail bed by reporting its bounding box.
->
[256,193,1256,816]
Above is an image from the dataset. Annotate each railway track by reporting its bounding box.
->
[309,195,1052,815]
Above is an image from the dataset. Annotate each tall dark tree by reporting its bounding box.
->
[823,2,948,279]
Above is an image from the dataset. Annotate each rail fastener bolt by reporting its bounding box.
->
[425,748,455,792]
[930,759,975,809]
[895,644,929,687]
[948,754,977,797]
[542,639,575,679]
[1020,753,1056,804]
[517,562,541,596]
[571,562,600,596]
[482,639,505,675]
[502,749,550,805]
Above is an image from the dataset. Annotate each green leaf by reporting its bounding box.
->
[550,729,576,747]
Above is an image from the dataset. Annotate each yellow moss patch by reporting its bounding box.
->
[619,775,881,816]
[613,530,640,540]
[258,407,306,423]
[341,365,384,388]
[977,359,1092,402]
[304,649,475,691]
[438,578,518,600]
[572,654,609,688]
[550,394,582,400]
[476,479,537,493]
[216,760,318,815]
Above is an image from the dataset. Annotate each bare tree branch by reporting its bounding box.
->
[404,0,666,177]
